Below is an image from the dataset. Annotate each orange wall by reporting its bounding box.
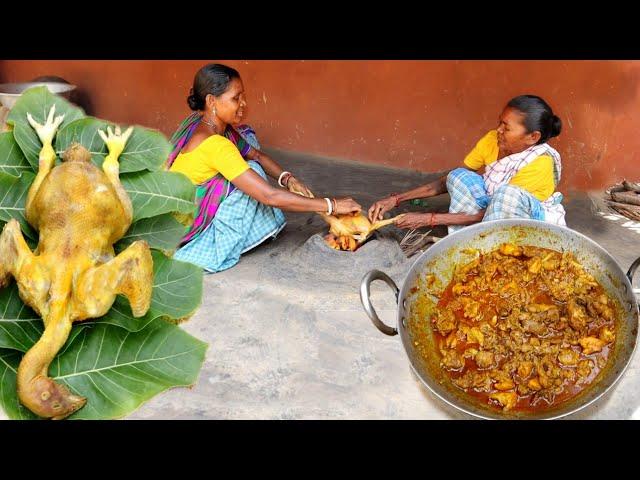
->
[1,60,639,190]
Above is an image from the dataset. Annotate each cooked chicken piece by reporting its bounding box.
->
[538,374,552,389]
[433,309,456,335]
[591,295,615,322]
[561,369,576,382]
[526,303,556,313]
[459,257,480,276]
[453,371,493,392]
[475,351,495,369]
[521,315,547,336]
[464,348,478,359]
[489,392,518,411]
[528,377,543,391]
[494,379,516,391]
[599,327,615,344]
[500,281,520,296]
[466,327,484,346]
[577,359,594,379]
[517,361,534,379]
[462,298,481,320]
[452,283,470,296]
[499,243,523,257]
[579,336,606,355]
[541,252,560,271]
[557,349,579,366]
[567,299,589,332]
[441,350,465,370]
[527,258,543,274]
[445,330,458,349]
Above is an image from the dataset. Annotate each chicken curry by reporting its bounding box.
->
[429,243,617,413]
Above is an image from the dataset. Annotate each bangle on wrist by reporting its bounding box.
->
[332,198,337,213]
[429,213,436,229]
[390,193,401,207]
[324,197,333,215]
[278,171,292,187]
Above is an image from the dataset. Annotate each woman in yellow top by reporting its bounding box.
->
[368,95,565,235]
[167,64,361,272]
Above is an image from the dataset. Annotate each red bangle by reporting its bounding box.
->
[390,193,400,207]
[429,213,436,228]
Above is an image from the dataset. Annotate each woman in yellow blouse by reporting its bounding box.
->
[368,95,565,234]
[167,64,360,272]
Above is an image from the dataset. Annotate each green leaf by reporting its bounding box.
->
[121,170,195,221]
[148,251,203,321]
[54,117,109,164]
[0,350,38,419]
[0,320,208,420]
[0,171,36,240]
[118,126,172,173]
[0,132,33,177]
[7,86,85,170]
[115,214,186,253]
[0,283,41,352]
[55,119,171,173]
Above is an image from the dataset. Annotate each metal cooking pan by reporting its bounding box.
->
[360,219,639,419]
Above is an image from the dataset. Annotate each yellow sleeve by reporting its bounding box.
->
[509,155,555,201]
[463,130,499,170]
[201,135,250,181]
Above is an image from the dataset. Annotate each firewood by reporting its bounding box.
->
[610,191,640,206]
[604,200,640,221]
[622,180,640,193]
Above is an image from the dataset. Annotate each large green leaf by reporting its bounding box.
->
[55,119,170,173]
[0,283,41,352]
[0,132,32,177]
[115,214,186,253]
[7,86,85,170]
[0,320,207,420]
[147,250,203,321]
[121,170,196,221]
[0,350,37,419]
[117,126,172,173]
[54,117,109,163]
[0,171,36,240]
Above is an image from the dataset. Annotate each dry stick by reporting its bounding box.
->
[604,200,640,221]
[622,179,640,193]
[605,183,626,195]
[400,229,440,257]
[610,191,640,207]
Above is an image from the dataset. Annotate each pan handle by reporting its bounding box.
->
[627,256,640,293]
[360,270,399,336]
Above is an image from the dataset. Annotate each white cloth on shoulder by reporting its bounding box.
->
[483,142,565,226]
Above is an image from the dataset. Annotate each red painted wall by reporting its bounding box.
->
[2,60,639,190]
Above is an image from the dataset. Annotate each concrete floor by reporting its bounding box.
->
[124,149,640,420]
